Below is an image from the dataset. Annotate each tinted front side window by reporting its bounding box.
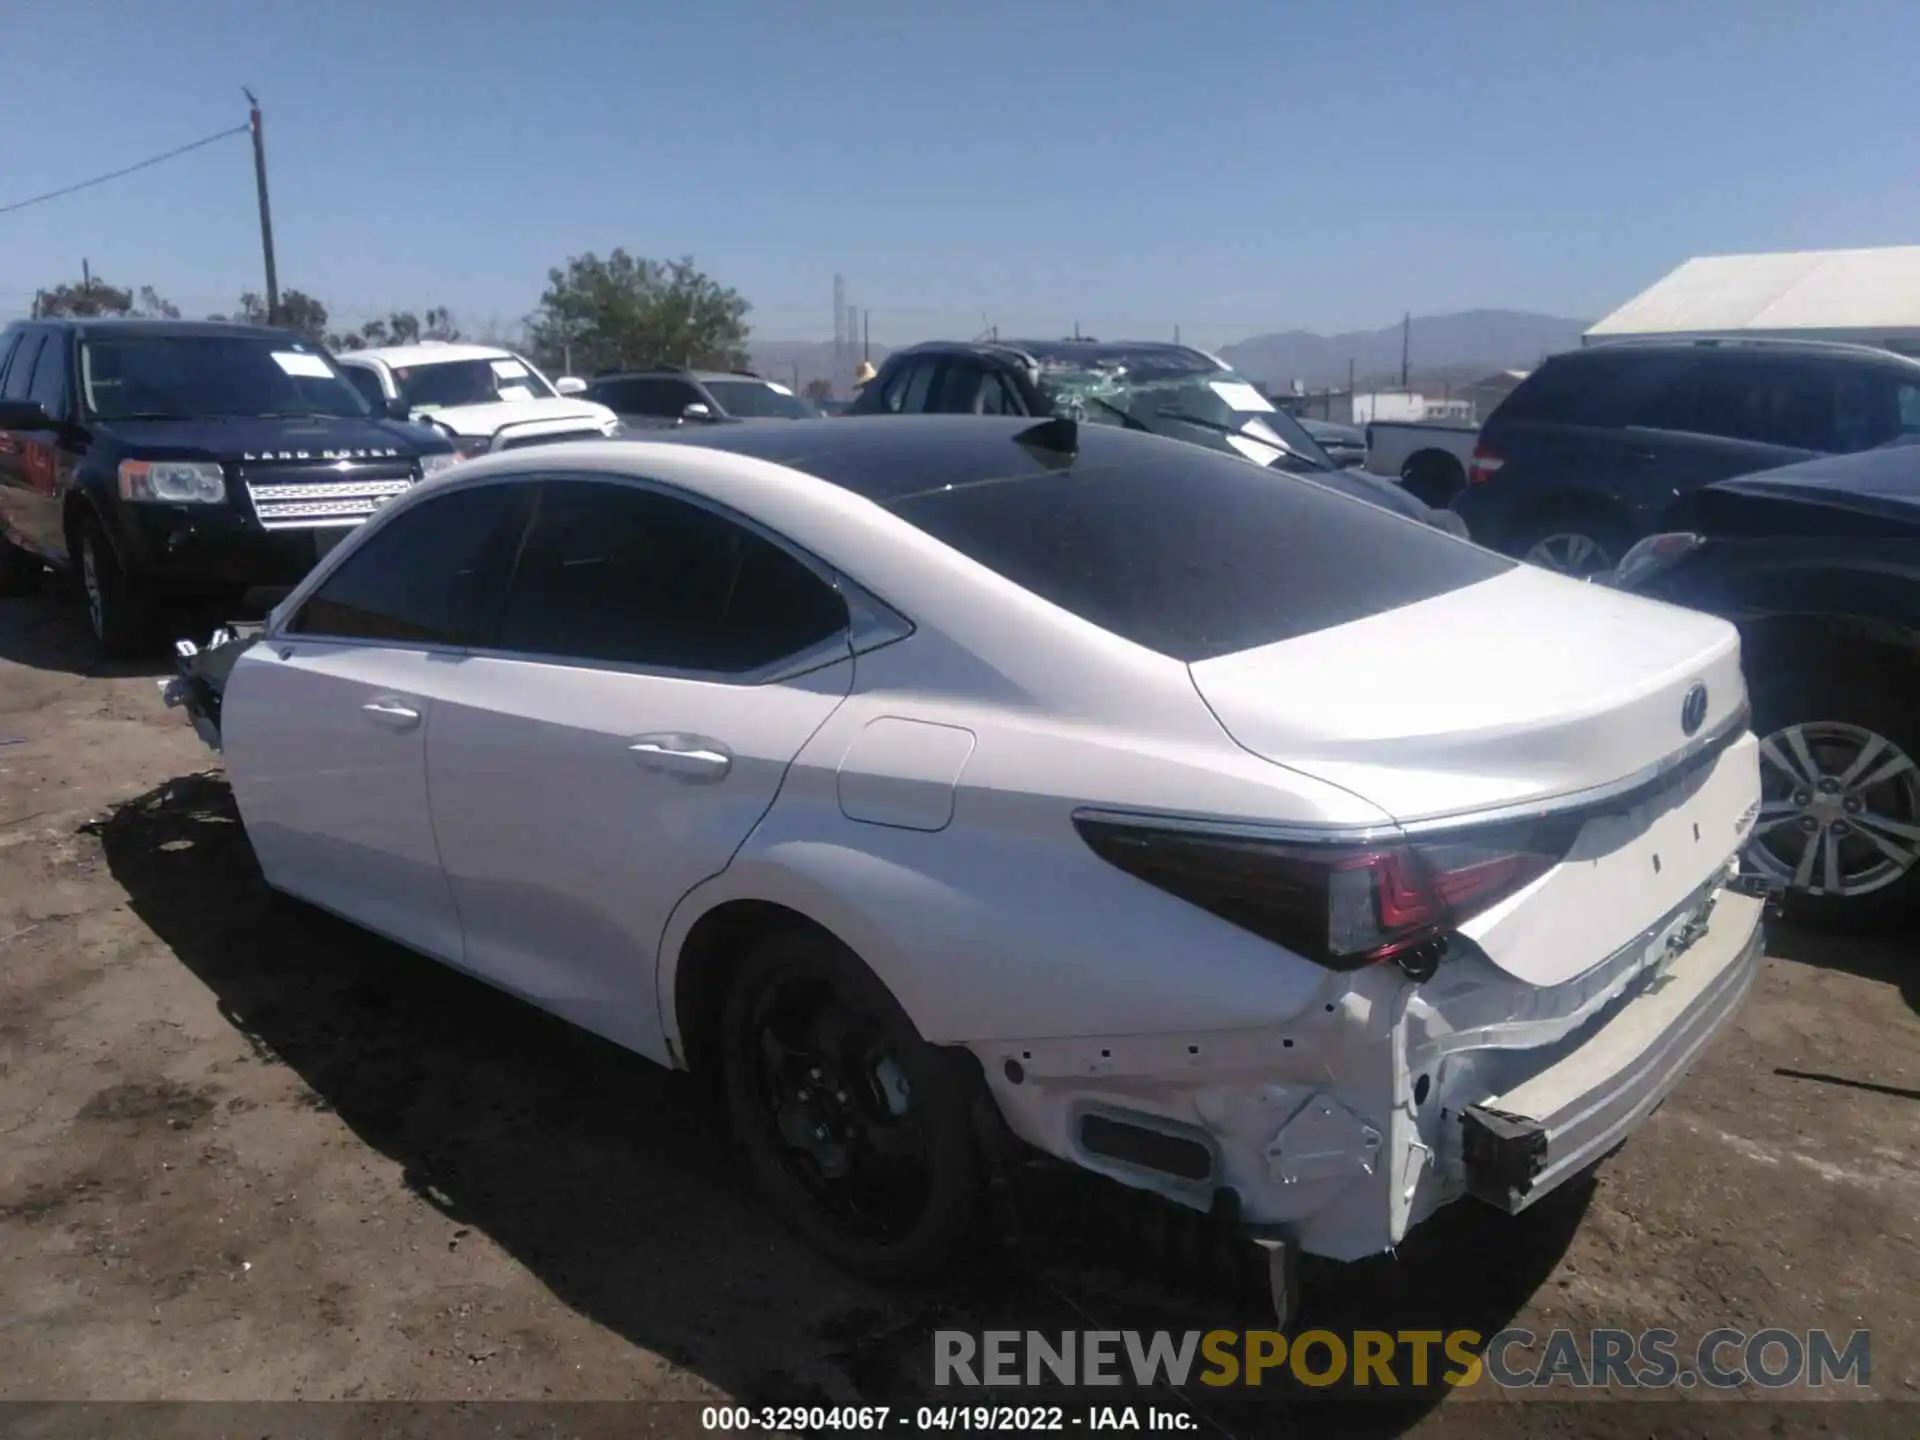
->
[593,378,662,414]
[493,481,847,673]
[879,360,939,414]
[1495,352,1692,428]
[341,367,386,407]
[290,485,519,644]
[26,334,70,418]
[2,335,44,403]
[886,443,1512,662]
[1834,368,1920,451]
[703,379,814,419]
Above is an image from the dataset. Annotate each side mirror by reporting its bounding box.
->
[0,399,52,430]
[381,396,415,422]
[554,376,588,396]
[681,402,714,422]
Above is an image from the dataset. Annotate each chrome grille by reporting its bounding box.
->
[241,462,417,531]
[496,428,605,451]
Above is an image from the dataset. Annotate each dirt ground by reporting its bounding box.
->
[1,583,1916,1437]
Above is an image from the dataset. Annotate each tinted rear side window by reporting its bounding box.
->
[887,446,1512,662]
[1492,351,1696,428]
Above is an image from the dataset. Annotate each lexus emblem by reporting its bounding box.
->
[1681,683,1709,737]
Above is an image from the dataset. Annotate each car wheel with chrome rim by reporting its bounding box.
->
[1747,667,1920,927]
[72,515,153,659]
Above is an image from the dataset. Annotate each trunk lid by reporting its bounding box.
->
[1188,565,1756,986]
[1188,564,1745,826]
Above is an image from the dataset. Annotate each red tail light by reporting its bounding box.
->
[1467,443,1504,483]
[1075,816,1576,975]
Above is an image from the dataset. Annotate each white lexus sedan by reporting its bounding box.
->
[165,415,1765,1320]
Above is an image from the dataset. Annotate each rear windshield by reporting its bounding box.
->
[886,444,1512,661]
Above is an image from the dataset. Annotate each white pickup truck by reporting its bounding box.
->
[1363,419,1481,508]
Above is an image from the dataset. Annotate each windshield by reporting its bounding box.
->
[1037,363,1335,472]
[703,379,818,419]
[79,335,370,420]
[391,355,557,411]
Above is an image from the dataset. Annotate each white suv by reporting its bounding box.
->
[335,343,621,459]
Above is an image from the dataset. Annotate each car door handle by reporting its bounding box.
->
[628,737,732,780]
[1627,448,1660,462]
[361,699,422,730]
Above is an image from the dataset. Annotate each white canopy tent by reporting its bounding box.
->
[1586,246,1920,356]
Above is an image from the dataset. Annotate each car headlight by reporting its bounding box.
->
[119,459,226,504]
[601,417,625,437]
[418,452,464,478]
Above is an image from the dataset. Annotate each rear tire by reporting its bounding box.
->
[0,533,43,597]
[74,515,154,659]
[1747,664,1920,930]
[1507,513,1633,580]
[718,929,980,1282]
[1398,451,1464,510]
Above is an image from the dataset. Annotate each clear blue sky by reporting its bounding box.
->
[3,0,1915,347]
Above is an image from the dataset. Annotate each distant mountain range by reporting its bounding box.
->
[1217,310,1591,392]
[750,310,1592,397]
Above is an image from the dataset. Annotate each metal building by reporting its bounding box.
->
[1587,245,1920,356]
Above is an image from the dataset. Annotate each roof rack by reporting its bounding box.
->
[1584,334,1914,362]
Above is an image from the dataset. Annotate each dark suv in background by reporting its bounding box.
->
[0,318,455,656]
[583,367,819,428]
[1454,337,1920,576]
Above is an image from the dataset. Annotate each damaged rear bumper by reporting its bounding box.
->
[1460,888,1763,1212]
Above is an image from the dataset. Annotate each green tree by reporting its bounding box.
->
[33,275,179,319]
[333,306,463,351]
[233,289,331,344]
[526,251,750,376]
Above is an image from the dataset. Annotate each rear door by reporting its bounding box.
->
[221,483,522,961]
[1472,350,1696,540]
[425,476,854,1060]
[1621,354,1832,523]
[14,328,76,556]
[0,330,48,556]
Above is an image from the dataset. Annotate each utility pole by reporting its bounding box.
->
[244,88,280,326]
[862,309,870,361]
[1073,320,1081,340]
[1400,311,1410,390]
[1347,357,1356,422]
[82,258,92,288]
[1174,324,1181,345]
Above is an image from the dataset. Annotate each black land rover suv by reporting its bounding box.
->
[0,318,457,654]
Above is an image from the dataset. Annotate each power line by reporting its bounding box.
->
[0,124,249,218]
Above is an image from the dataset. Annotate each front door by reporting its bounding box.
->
[220,482,522,961]
[425,476,855,1061]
